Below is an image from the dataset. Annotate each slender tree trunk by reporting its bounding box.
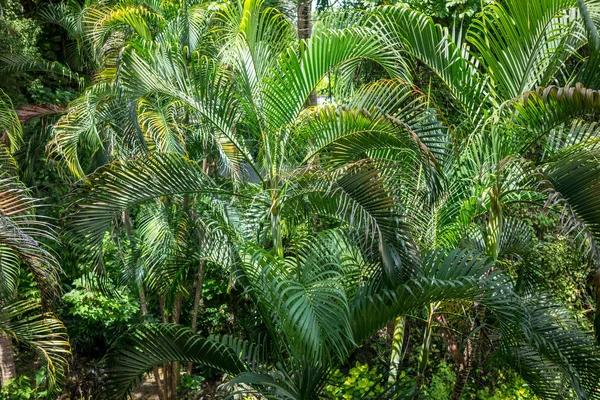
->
[140,287,165,400]
[187,150,210,375]
[387,317,405,384]
[124,210,166,400]
[0,333,16,386]
[297,0,317,107]
[451,185,502,399]
[139,286,148,317]
[270,210,283,258]
[417,303,437,387]
[159,296,174,399]
[297,0,311,41]
[168,294,183,398]
[188,261,206,374]
[484,186,503,262]
[451,316,478,400]
[434,313,463,364]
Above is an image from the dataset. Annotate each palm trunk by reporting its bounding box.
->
[169,294,183,398]
[140,286,165,400]
[271,210,283,258]
[0,333,16,386]
[484,185,503,262]
[129,212,165,400]
[451,185,502,399]
[387,317,405,383]
[188,261,206,374]
[159,295,174,399]
[297,0,317,107]
[297,0,311,41]
[417,303,437,387]
[434,313,462,364]
[451,317,477,400]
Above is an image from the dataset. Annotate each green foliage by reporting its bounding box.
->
[26,78,75,104]
[0,0,40,58]
[63,278,138,327]
[3,0,600,398]
[323,362,385,399]
[177,373,205,400]
[0,368,61,400]
[0,376,38,400]
[62,277,138,353]
[472,370,536,400]
[423,362,537,400]
[398,0,492,19]
[425,360,454,399]
[195,278,233,335]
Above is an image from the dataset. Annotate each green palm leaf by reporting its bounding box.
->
[0,90,23,153]
[372,6,489,125]
[467,0,585,101]
[103,324,252,399]
[68,153,215,255]
[263,26,404,132]
[0,300,70,390]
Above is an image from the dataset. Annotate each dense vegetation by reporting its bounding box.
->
[2,0,600,398]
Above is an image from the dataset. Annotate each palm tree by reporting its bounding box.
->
[369,0,600,396]
[0,91,70,390]
[102,240,520,399]
[55,0,600,397]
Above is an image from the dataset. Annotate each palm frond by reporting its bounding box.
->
[240,242,354,363]
[263,26,404,132]
[372,5,489,125]
[284,164,416,278]
[48,82,142,178]
[544,147,600,260]
[68,153,215,257]
[0,90,23,152]
[503,296,600,399]
[0,300,70,390]
[0,54,78,81]
[120,44,256,180]
[297,80,449,168]
[0,176,61,302]
[351,249,516,344]
[103,324,251,399]
[499,84,600,158]
[467,0,585,101]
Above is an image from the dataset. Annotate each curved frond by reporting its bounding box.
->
[467,0,585,101]
[0,177,60,301]
[263,27,404,131]
[0,90,23,153]
[0,300,70,390]
[351,249,515,344]
[372,6,489,125]
[103,324,251,400]
[68,154,214,255]
[504,297,600,399]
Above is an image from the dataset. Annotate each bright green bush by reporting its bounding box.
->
[424,362,537,400]
[0,368,60,400]
[323,362,385,399]
[177,373,205,400]
[62,276,138,353]
[0,376,37,400]
[62,278,138,327]
[425,360,455,399]
[473,370,536,399]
